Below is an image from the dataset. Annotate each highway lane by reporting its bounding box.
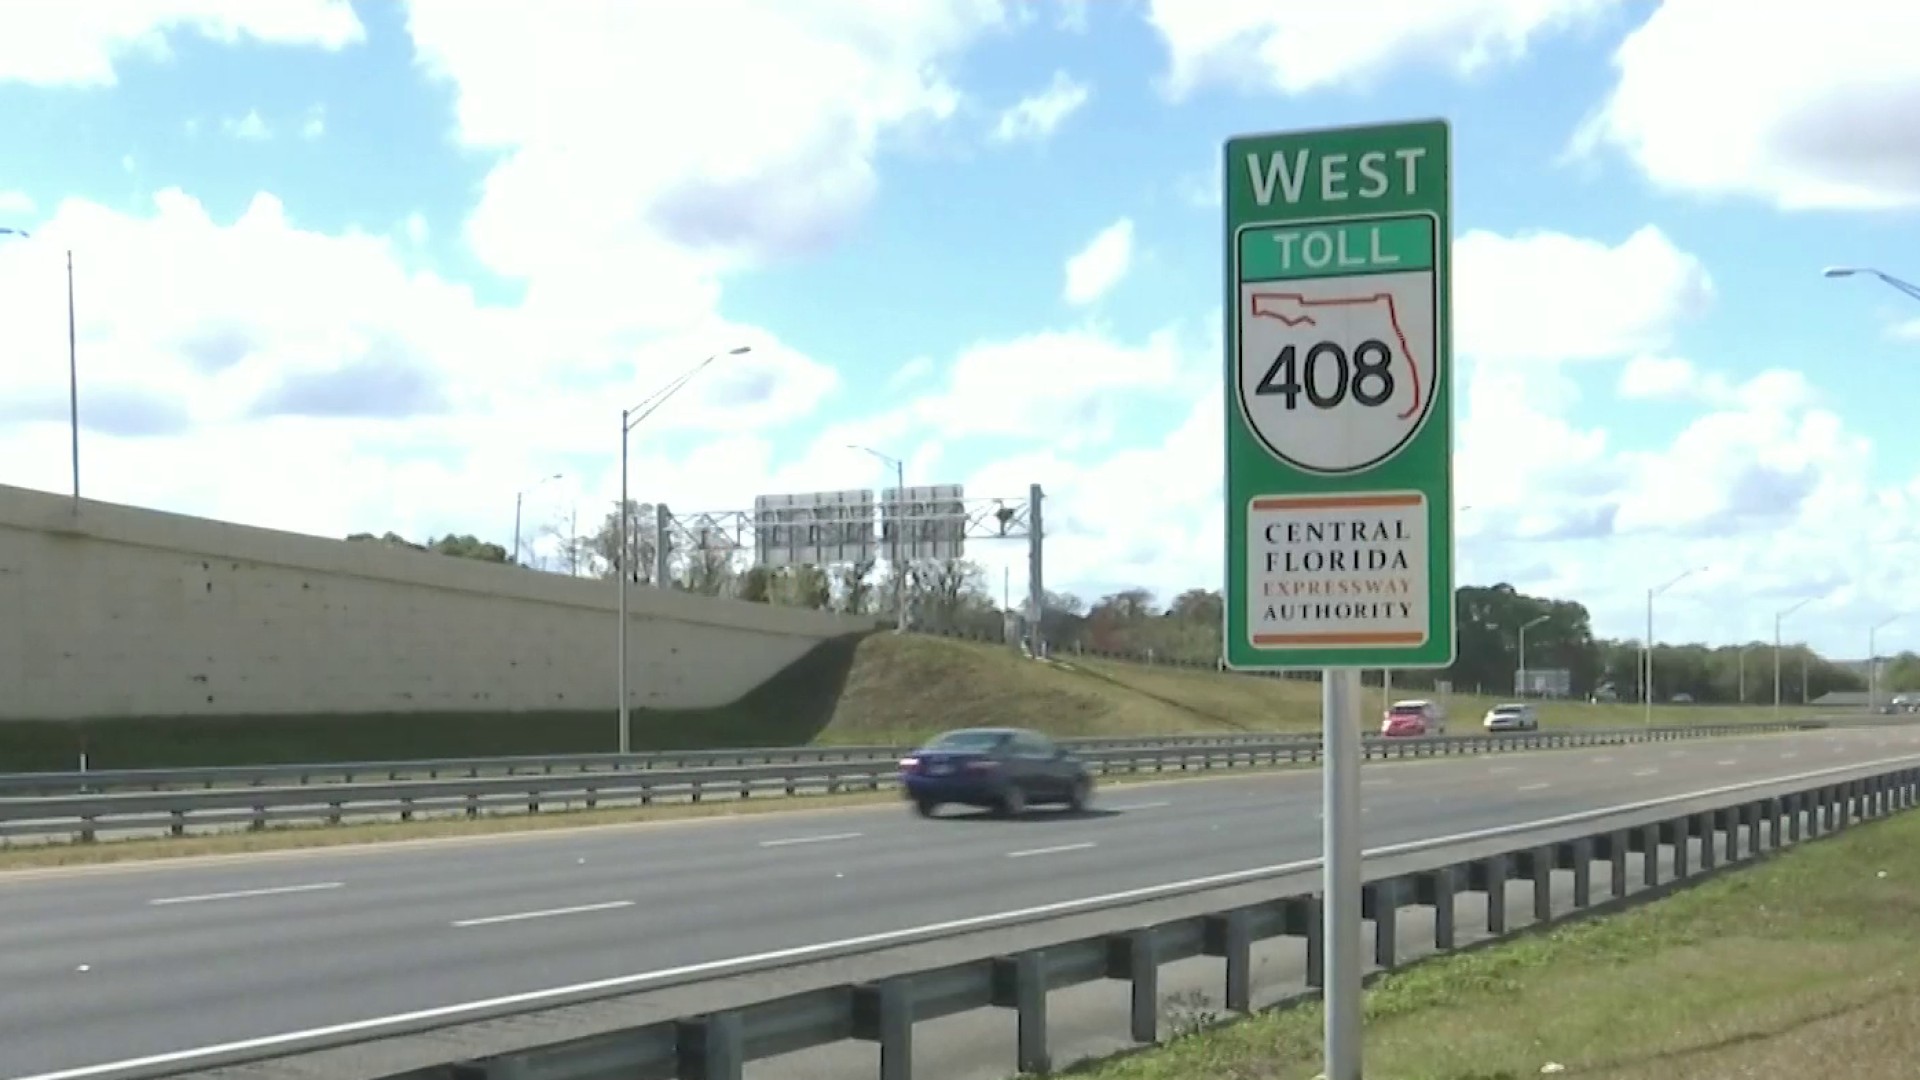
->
[3,724,1917,1079]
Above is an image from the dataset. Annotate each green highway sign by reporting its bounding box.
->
[1221,118,1456,671]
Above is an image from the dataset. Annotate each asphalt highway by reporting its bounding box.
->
[4,724,1919,1080]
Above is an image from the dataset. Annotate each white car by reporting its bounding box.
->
[1482,702,1539,732]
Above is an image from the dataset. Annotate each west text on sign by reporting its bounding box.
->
[1245,147,1430,206]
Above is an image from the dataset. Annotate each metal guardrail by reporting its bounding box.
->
[0,732,1305,796]
[0,721,1840,843]
[0,717,1857,797]
[359,761,1920,1080]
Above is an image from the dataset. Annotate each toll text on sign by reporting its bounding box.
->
[1247,492,1430,649]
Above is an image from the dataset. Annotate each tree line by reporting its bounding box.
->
[358,507,1895,700]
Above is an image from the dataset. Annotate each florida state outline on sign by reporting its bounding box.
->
[1236,269,1439,475]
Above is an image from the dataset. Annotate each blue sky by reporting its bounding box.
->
[1,0,1917,656]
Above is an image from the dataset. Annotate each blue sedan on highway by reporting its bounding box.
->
[898,727,1094,818]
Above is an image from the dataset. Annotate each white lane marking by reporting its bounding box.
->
[1006,842,1096,859]
[1517,782,1551,792]
[1487,766,1518,775]
[757,831,863,849]
[148,882,343,907]
[33,751,1920,1080]
[1781,751,1799,760]
[1717,759,1738,766]
[1668,749,1687,757]
[1103,800,1171,812]
[451,900,634,928]
[1591,756,1614,764]
[1632,768,1660,778]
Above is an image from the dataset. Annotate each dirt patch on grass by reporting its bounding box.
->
[1074,804,1920,1080]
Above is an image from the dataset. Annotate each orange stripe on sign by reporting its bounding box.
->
[1253,632,1427,646]
[1251,494,1423,511]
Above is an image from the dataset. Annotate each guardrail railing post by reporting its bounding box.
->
[1284,895,1322,989]
[992,953,1050,1074]
[1514,846,1553,923]
[1637,824,1661,886]
[1466,856,1509,934]
[1595,830,1629,899]
[1105,928,1158,1043]
[676,1011,744,1080]
[852,978,914,1080]
[1202,910,1254,1013]
[1412,867,1457,951]
[1361,879,1399,968]
[1554,838,1592,908]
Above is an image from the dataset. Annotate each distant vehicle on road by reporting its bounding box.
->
[1482,702,1539,732]
[898,726,1094,818]
[1381,699,1447,737]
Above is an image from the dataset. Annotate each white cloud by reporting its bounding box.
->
[1062,218,1134,305]
[1575,0,1920,211]
[301,104,326,140]
[1895,318,1920,343]
[403,0,1008,333]
[1617,354,1700,401]
[990,71,1091,143]
[224,108,271,141]
[0,0,364,87]
[0,190,839,547]
[896,322,1193,451]
[0,190,33,215]
[1145,0,1623,99]
[1454,225,1713,364]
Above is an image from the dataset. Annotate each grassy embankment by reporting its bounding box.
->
[1076,804,1920,1080]
[0,632,1831,771]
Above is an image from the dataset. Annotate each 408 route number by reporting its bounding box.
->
[1235,282,1439,475]
[1254,339,1396,410]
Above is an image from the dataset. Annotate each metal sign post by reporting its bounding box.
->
[1221,118,1456,1080]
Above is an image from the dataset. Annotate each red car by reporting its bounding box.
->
[1381,699,1447,737]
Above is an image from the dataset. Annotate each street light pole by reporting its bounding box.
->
[1645,566,1705,724]
[848,444,909,633]
[616,345,751,754]
[1823,265,1920,302]
[512,472,564,566]
[1518,614,1549,697]
[0,228,78,504]
[1773,597,1815,716]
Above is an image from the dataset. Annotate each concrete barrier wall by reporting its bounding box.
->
[0,483,881,721]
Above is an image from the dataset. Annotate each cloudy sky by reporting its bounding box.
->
[1,0,1917,656]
